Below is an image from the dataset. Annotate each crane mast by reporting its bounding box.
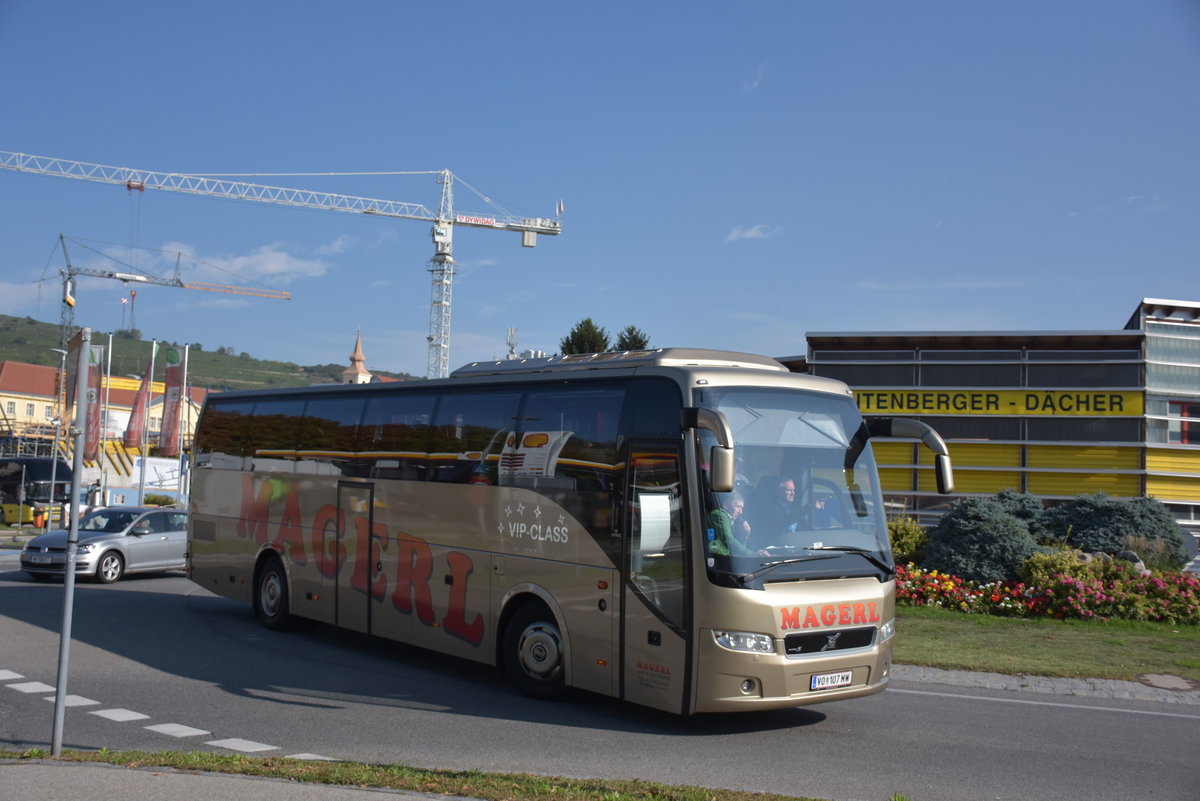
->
[1,151,562,378]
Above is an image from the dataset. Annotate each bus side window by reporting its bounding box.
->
[429,391,521,484]
[193,401,255,470]
[299,396,365,477]
[248,399,306,471]
[359,391,435,481]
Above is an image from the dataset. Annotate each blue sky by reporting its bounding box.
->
[2,1,1198,377]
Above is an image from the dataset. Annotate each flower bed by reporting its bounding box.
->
[895,563,1200,624]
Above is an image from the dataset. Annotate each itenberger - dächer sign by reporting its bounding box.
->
[854,390,1143,416]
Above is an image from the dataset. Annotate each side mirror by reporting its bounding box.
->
[935,453,954,495]
[709,446,735,493]
[131,526,151,536]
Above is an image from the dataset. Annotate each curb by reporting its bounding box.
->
[892,664,1200,705]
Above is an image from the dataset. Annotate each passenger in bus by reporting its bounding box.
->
[706,491,753,557]
[748,476,800,546]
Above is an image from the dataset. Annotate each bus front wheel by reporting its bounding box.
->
[255,555,292,630]
[502,603,566,700]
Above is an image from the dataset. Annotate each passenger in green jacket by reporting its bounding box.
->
[707,490,753,557]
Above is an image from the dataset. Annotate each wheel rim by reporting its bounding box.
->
[260,570,283,618]
[516,621,563,683]
[100,554,121,581]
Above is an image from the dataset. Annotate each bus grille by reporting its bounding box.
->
[784,626,875,656]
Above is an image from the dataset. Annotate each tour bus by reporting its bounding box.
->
[187,348,953,715]
[0,457,74,526]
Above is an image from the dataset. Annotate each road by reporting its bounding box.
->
[0,553,1196,801]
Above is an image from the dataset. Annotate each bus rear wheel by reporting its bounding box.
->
[502,603,566,700]
[254,555,292,630]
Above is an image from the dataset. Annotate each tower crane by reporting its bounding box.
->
[51,234,292,349]
[1,150,563,378]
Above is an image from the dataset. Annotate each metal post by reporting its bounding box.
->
[48,347,67,526]
[100,333,112,504]
[136,340,156,506]
[51,327,90,756]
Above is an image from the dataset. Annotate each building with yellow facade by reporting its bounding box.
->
[781,298,1200,542]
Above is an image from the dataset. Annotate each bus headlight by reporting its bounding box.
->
[879,618,895,643]
[713,630,775,654]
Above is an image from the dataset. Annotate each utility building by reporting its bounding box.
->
[779,298,1200,544]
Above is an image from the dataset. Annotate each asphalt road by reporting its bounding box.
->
[0,553,1196,801]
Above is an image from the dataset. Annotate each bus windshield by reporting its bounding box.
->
[696,387,892,584]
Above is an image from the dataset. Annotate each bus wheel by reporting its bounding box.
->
[502,603,566,700]
[255,556,292,630]
[97,551,124,584]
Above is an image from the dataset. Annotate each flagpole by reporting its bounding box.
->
[179,345,190,507]
[136,340,156,505]
[100,333,112,505]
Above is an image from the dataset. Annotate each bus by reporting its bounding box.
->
[0,457,74,526]
[188,348,953,714]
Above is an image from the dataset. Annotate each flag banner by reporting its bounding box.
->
[158,347,184,457]
[83,345,104,461]
[123,358,153,448]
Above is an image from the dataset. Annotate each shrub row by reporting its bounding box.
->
[895,561,1200,624]
[890,491,1191,584]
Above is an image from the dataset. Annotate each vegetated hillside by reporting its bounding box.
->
[0,314,420,389]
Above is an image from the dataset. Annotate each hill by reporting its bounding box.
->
[0,314,421,390]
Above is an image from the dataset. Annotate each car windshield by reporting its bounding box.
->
[79,510,137,532]
[695,387,891,585]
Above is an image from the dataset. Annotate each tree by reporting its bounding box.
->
[615,325,650,351]
[560,318,610,355]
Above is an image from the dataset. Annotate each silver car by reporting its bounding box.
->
[20,506,189,583]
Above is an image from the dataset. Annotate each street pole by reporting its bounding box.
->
[136,340,156,506]
[51,327,90,756]
[48,347,67,526]
[100,333,112,504]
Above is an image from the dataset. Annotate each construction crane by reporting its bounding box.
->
[1,150,563,378]
[51,234,292,349]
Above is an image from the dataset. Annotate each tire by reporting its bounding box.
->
[254,555,292,630]
[502,603,567,700]
[96,551,124,584]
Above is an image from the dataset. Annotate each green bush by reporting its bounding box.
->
[994,489,1048,541]
[1041,493,1187,569]
[142,493,176,507]
[1018,547,1087,587]
[924,498,1037,583]
[888,517,928,563]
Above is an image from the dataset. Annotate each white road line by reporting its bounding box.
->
[42,694,99,707]
[206,738,279,753]
[890,687,1200,720]
[145,723,211,737]
[6,681,55,693]
[0,670,25,680]
[90,708,151,722]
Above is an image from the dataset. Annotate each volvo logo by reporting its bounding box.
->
[820,632,843,652]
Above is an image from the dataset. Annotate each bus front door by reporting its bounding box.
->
[335,481,376,634]
[621,445,690,714]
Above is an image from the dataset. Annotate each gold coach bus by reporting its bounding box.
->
[187,348,953,715]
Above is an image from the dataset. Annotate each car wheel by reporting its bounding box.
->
[96,551,124,584]
[502,602,567,700]
[254,555,291,630]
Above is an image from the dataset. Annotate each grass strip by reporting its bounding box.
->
[895,606,1200,681]
[0,748,828,801]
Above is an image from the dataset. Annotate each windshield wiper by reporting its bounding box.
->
[744,553,840,581]
[809,545,893,574]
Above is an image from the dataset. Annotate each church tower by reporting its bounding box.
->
[342,330,373,384]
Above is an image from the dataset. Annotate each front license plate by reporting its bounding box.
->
[28,554,51,564]
[811,670,853,691]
